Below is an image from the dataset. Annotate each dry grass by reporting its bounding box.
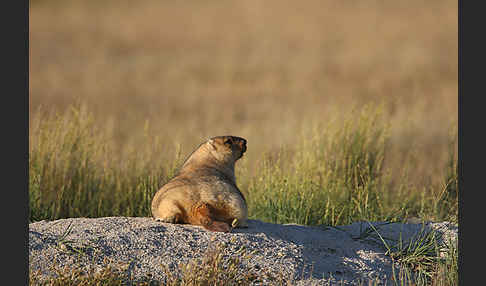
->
[30,0,457,187]
[29,242,287,286]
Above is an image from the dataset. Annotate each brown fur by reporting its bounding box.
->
[151,136,248,232]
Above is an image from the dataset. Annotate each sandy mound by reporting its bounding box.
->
[29,217,457,285]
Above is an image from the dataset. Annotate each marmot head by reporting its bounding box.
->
[206,135,247,163]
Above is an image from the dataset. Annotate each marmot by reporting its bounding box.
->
[151,136,248,233]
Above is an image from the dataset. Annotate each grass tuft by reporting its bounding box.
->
[29,263,129,286]
[367,222,457,286]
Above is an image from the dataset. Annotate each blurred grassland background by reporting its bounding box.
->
[29,0,458,224]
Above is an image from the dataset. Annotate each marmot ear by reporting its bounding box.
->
[207,139,216,150]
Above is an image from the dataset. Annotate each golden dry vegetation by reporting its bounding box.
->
[30,0,457,195]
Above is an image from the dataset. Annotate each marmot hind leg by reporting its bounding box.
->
[192,202,231,233]
[154,213,182,224]
[153,200,184,224]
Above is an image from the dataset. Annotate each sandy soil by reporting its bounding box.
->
[29,217,457,285]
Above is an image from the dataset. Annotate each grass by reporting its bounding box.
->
[30,265,129,286]
[246,105,391,225]
[29,105,182,221]
[164,243,264,285]
[29,104,457,225]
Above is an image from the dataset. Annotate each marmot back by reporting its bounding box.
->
[151,136,248,233]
